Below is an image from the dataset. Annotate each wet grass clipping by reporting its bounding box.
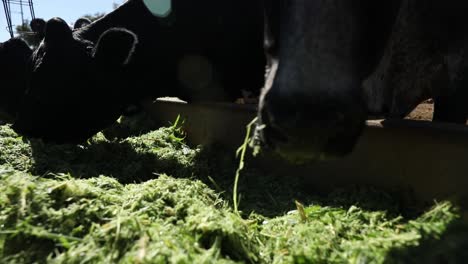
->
[0,113,467,263]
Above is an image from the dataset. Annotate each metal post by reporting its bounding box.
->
[28,0,34,19]
[19,0,24,25]
[2,0,36,38]
[2,0,14,38]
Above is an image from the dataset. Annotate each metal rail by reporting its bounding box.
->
[2,0,35,38]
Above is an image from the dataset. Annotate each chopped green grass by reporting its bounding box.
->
[0,170,258,263]
[0,113,467,263]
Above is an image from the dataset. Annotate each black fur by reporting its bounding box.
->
[13,18,138,144]
[0,38,32,122]
[256,0,468,162]
[73,18,92,30]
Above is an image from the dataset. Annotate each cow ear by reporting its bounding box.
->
[92,28,138,67]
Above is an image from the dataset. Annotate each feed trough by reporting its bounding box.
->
[145,99,468,206]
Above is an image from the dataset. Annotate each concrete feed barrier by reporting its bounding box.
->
[145,100,468,204]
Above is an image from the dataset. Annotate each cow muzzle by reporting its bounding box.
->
[255,89,366,164]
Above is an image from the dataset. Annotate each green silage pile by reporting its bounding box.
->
[0,116,467,263]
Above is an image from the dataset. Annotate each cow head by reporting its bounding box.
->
[255,0,401,163]
[74,18,92,30]
[12,17,138,143]
[30,18,46,37]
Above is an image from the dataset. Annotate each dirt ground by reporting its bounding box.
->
[406,100,434,121]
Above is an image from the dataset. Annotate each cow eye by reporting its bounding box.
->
[143,0,172,18]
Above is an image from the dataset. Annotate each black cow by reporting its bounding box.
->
[29,17,94,43]
[74,0,265,102]
[30,18,46,41]
[9,0,265,143]
[0,38,32,122]
[13,18,138,143]
[255,0,402,163]
[255,0,468,163]
[363,1,468,123]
